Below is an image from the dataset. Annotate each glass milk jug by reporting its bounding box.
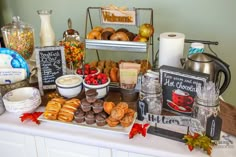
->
[37,10,56,47]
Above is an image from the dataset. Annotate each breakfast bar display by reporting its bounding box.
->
[0,4,235,157]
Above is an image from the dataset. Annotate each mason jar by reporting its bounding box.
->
[192,96,220,134]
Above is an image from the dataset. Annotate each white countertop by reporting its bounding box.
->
[0,107,235,157]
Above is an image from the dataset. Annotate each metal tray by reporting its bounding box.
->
[85,39,148,53]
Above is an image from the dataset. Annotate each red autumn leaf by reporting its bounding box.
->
[188,145,194,151]
[19,112,43,125]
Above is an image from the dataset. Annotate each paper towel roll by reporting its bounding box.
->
[158,32,185,68]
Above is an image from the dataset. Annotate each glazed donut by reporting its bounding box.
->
[101,31,113,40]
[92,26,103,32]
[102,27,115,33]
[110,32,129,41]
[116,28,129,33]
[87,30,101,40]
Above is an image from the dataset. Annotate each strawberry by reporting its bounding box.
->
[76,68,82,74]
[101,79,107,84]
[92,79,98,85]
[84,64,90,70]
[86,80,91,85]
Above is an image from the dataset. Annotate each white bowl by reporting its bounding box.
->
[56,74,83,98]
[83,78,110,99]
[3,87,41,114]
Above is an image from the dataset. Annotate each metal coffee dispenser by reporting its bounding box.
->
[181,52,231,95]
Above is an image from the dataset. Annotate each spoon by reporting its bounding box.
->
[167,100,186,111]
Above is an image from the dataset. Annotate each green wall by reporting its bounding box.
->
[1,0,235,105]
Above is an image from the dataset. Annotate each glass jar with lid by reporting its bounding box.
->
[1,16,34,60]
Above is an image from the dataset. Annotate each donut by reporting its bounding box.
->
[116,28,129,33]
[125,32,136,41]
[92,26,103,32]
[110,32,129,41]
[102,27,115,33]
[101,31,113,40]
[87,30,101,40]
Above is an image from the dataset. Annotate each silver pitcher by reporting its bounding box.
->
[181,53,231,95]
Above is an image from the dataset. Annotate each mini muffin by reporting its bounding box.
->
[85,111,96,124]
[74,108,85,123]
[93,99,104,113]
[96,111,108,126]
[81,98,92,112]
[85,89,98,103]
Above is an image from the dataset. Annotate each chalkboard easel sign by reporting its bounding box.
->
[35,46,66,95]
[160,65,209,116]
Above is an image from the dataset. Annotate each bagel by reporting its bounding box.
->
[92,26,103,32]
[116,28,129,33]
[101,31,113,40]
[102,27,115,33]
[125,32,136,41]
[87,30,101,40]
[110,32,129,41]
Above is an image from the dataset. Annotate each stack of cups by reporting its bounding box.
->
[188,42,204,56]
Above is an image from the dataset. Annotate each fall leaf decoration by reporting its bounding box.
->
[183,133,214,155]
[20,112,43,125]
[129,123,150,139]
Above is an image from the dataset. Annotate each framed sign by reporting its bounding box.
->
[35,46,66,95]
[160,65,209,116]
[101,9,136,25]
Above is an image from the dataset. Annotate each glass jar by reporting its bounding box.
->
[1,16,35,60]
[192,96,220,134]
[37,10,56,47]
[137,71,163,120]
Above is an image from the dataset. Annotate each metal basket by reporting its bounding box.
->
[0,79,30,96]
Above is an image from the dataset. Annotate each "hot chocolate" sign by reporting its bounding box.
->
[160,65,209,116]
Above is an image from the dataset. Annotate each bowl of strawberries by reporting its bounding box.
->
[83,73,110,99]
[75,63,100,78]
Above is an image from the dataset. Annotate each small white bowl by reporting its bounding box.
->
[56,74,83,98]
[83,78,110,99]
[3,87,41,114]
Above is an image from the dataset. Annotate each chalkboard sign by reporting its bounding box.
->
[35,46,66,95]
[160,65,209,116]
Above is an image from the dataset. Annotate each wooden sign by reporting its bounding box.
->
[101,9,136,25]
[160,65,209,116]
[35,46,66,95]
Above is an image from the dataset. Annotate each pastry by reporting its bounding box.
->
[44,100,62,120]
[85,111,96,124]
[92,99,104,113]
[110,32,129,41]
[126,108,135,117]
[81,98,92,112]
[74,108,85,123]
[120,114,134,127]
[116,102,129,113]
[51,97,66,104]
[106,116,120,127]
[57,98,80,122]
[110,67,119,82]
[103,101,116,115]
[110,107,125,120]
[96,111,108,126]
[87,30,101,40]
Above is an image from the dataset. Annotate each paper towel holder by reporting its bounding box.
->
[152,38,219,70]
